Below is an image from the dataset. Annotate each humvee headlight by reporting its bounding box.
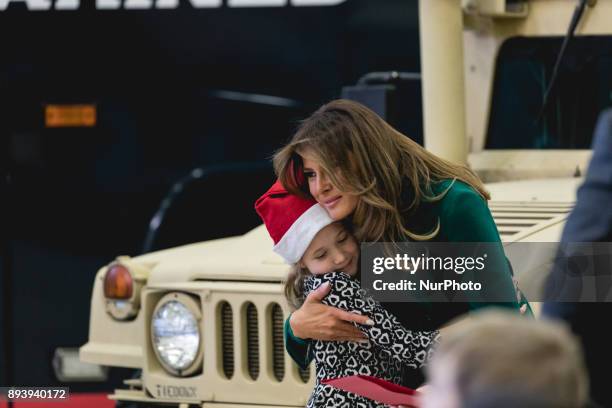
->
[151,293,203,376]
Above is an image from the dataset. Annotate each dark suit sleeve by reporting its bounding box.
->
[544,109,612,312]
[560,110,612,244]
[542,109,612,407]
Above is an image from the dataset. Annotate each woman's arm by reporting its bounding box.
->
[305,272,440,367]
[284,315,312,370]
[443,185,522,311]
[284,282,370,368]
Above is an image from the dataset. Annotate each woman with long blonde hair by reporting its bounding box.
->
[274,99,529,388]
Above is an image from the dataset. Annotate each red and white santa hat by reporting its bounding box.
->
[255,180,334,264]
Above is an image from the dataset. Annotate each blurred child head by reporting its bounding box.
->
[422,311,589,408]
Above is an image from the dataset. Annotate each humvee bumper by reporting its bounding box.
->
[111,386,301,407]
[80,342,143,368]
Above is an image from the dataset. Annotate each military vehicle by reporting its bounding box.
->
[1,0,415,393]
[80,0,612,406]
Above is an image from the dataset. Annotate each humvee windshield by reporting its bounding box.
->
[487,36,612,149]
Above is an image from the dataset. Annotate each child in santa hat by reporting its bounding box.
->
[256,180,439,408]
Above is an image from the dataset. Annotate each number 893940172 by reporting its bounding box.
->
[1,387,69,401]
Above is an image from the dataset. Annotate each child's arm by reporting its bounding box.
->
[304,272,440,368]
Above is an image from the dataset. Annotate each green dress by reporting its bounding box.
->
[284,179,532,377]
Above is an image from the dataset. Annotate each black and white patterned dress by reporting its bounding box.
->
[303,272,440,408]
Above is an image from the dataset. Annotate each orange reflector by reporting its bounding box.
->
[104,264,133,300]
[45,104,96,128]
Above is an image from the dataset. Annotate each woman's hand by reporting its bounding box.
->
[512,276,529,315]
[290,281,373,342]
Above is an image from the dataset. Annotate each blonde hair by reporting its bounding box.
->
[284,264,311,310]
[274,99,489,242]
[431,311,589,408]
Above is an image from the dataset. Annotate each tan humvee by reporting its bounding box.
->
[81,1,611,406]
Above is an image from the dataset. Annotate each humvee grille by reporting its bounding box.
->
[490,201,573,240]
[220,301,234,379]
[271,304,285,382]
[298,364,311,383]
[142,286,315,405]
[246,303,259,380]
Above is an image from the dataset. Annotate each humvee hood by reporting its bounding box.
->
[127,178,581,284]
[487,177,580,242]
[134,225,290,285]
[486,177,581,202]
